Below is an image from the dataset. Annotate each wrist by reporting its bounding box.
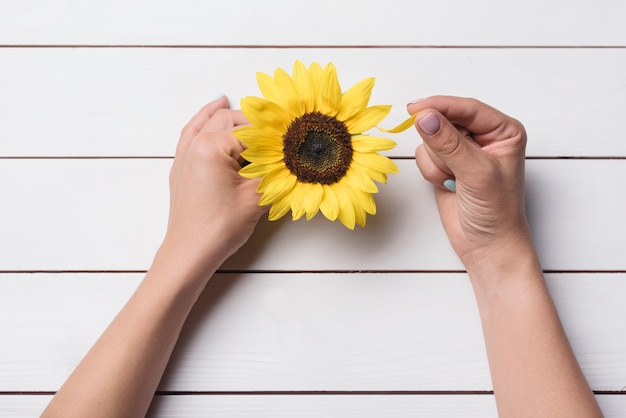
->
[149,234,228,296]
[462,234,543,292]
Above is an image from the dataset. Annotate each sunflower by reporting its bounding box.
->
[236,61,401,230]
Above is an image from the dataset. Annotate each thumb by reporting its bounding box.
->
[414,110,486,179]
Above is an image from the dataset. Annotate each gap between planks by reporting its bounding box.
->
[1,390,624,396]
[1,45,626,49]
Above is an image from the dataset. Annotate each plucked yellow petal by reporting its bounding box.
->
[336,77,375,121]
[317,62,342,116]
[378,114,416,133]
[319,184,339,221]
[351,135,397,152]
[344,105,392,134]
[302,182,323,220]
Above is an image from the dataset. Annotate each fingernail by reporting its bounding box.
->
[408,98,425,105]
[212,93,226,101]
[443,179,457,192]
[418,112,441,135]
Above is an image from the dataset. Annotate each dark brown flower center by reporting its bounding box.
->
[283,112,352,184]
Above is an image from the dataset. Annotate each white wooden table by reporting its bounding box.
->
[1,1,625,416]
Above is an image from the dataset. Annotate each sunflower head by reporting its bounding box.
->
[236,61,400,230]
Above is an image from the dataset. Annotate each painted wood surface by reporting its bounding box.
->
[0,273,624,393]
[1,395,626,418]
[0,159,624,272]
[1,272,625,416]
[1,0,624,416]
[1,48,625,158]
[1,0,625,46]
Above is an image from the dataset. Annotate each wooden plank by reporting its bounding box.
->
[0,273,624,393]
[2,394,623,418]
[1,394,624,418]
[1,0,625,46]
[146,394,626,418]
[0,159,625,271]
[1,48,625,158]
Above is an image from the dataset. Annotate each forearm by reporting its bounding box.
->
[41,243,224,418]
[465,242,602,417]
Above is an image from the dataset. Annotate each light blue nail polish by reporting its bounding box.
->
[443,179,457,192]
[211,93,226,101]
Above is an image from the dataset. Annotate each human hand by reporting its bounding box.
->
[409,96,530,267]
[160,96,266,276]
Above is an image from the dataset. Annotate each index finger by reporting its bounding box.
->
[177,96,230,157]
[198,108,249,134]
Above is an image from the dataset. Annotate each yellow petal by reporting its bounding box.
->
[241,148,284,164]
[344,184,376,226]
[344,105,392,134]
[256,71,281,105]
[346,187,371,227]
[319,184,339,221]
[258,167,296,202]
[352,163,387,183]
[302,182,323,220]
[243,134,285,151]
[378,114,416,133]
[332,183,356,230]
[268,193,292,220]
[353,152,399,179]
[234,126,282,148]
[290,183,307,221]
[353,187,377,215]
[317,62,342,116]
[292,60,315,113]
[336,77,375,121]
[351,135,397,152]
[241,96,292,134]
[308,62,323,92]
[239,160,284,178]
[273,67,305,117]
[343,166,379,193]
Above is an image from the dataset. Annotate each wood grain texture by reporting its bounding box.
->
[1,0,625,46]
[2,0,624,415]
[0,159,624,271]
[0,273,624,393]
[1,48,625,157]
[1,394,625,418]
[0,395,626,418]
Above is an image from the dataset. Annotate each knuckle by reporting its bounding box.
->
[507,117,528,147]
